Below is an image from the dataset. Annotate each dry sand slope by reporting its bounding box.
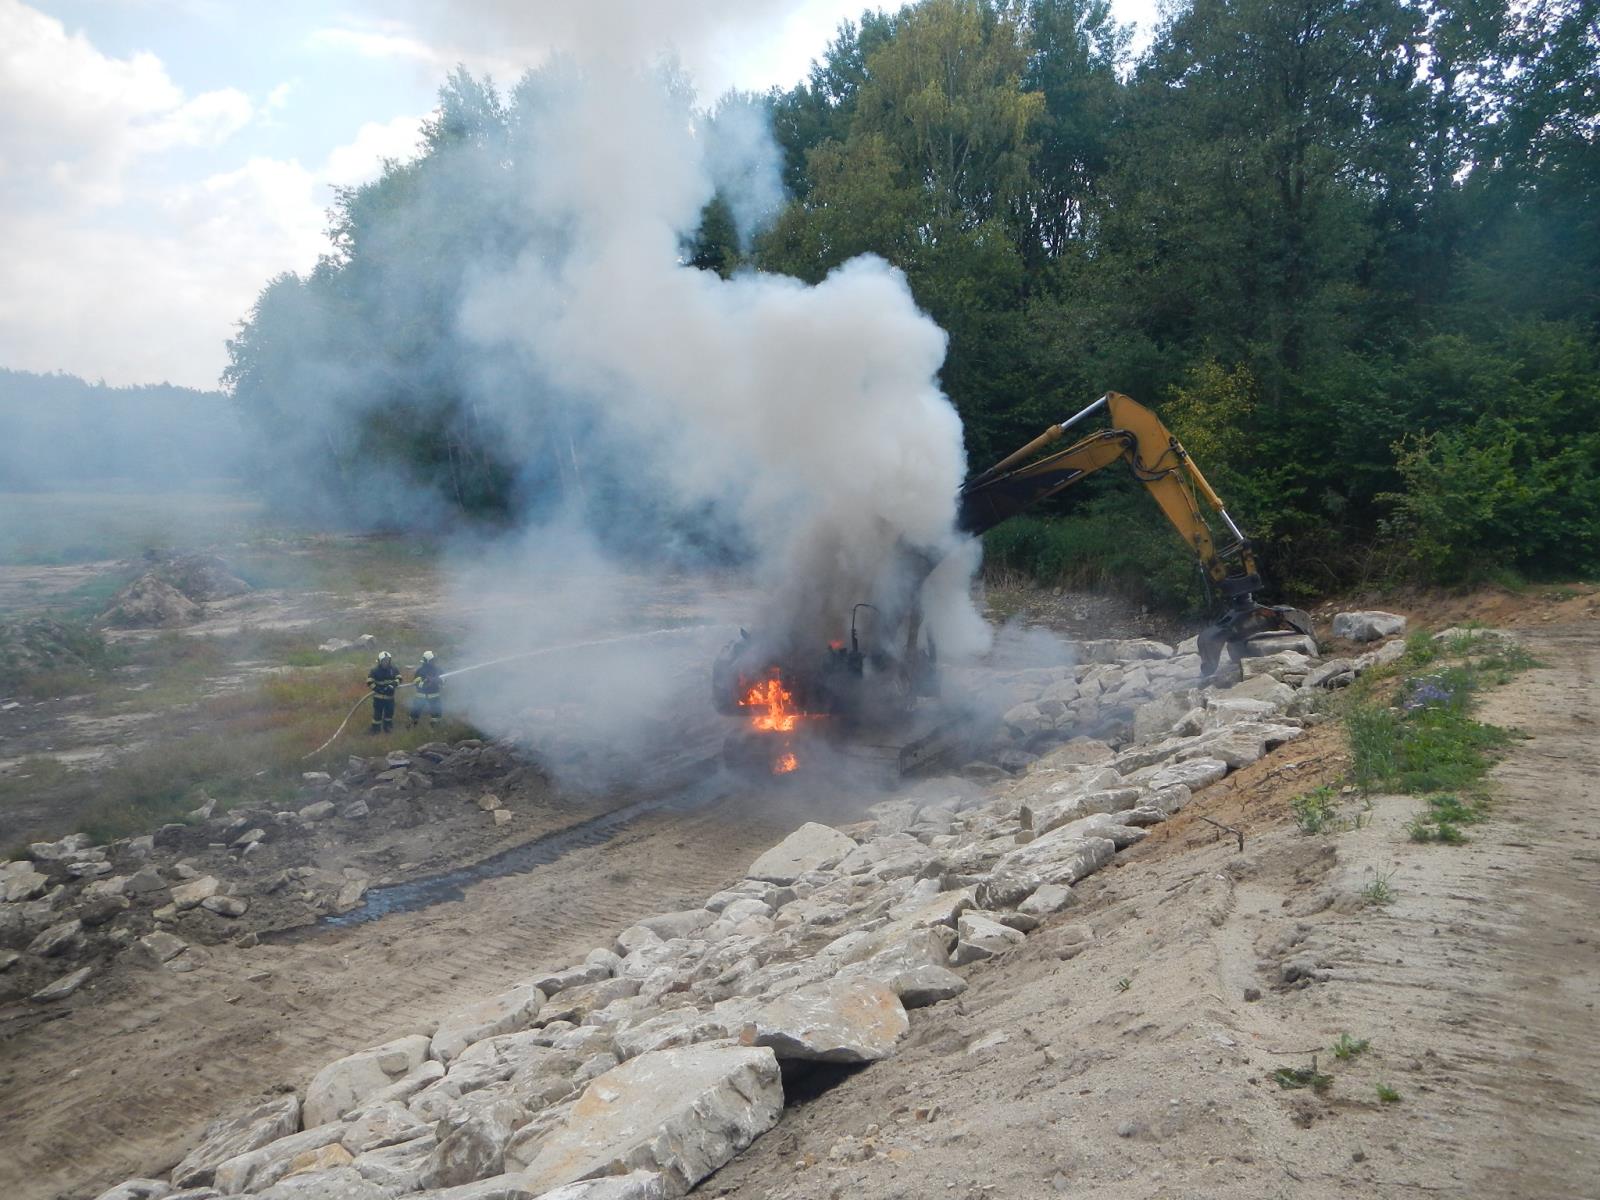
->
[709,621,1600,1200]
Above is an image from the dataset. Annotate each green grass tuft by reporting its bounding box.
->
[1331,1033,1371,1061]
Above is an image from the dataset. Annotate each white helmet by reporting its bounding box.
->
[422,650,434,662]
[378,650,392,662]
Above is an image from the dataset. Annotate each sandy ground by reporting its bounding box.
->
[706,618,1600,1200]
[3,569,1596,1200]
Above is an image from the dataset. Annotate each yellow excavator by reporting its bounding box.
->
[956,390,1313,673]
[714,391,1312,776]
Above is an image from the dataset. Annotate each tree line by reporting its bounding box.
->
[0,368,241,489]
[227,0,1600,602]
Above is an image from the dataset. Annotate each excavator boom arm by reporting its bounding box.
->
[957,392,1311,669]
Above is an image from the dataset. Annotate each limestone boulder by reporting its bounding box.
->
[514,1044,782,1196]
[1332,610,1406,642]
[1305,658,1356,689]
[1141,757,1229,792]
[173,1094,302,1187]
[1018,883,1074,918]
[214,1125,348,1194]
[27,917,82,957]
[92,1181,172,1200]
[632,909,714,941]
[3,863,49,902]
[536,1172,667,1200]
[430,984,545,1065]
[890,964,967,1007]
[350,1135,436,1193]
[737,978,908,1063]
[171,876,220,911]
[611,1008,730,1061]
[953,912,1026,964]
[340,1101,430,1156]
[990,829,1116,888]
[417,1095,525,1190]
[30,964,94,1002]
[1219,675,1296,709]
[253,1166,389,1200]
[408,1176,533,1200]
[745,823,857,884]
[304,1034,432,1127]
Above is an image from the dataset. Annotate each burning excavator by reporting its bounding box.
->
[714,391,1314,777]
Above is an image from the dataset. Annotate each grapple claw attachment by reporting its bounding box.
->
[1198,604,1317,677]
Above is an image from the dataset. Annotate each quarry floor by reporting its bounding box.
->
[1,570,1597,1199]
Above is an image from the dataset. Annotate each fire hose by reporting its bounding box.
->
[299,625,717,761]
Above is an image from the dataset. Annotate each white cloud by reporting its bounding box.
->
[0,2,435,387]
[0,0,253,210]
[323,114,425,188]
[307,24,441,65]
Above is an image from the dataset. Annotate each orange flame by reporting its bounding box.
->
[775,752,799,774]
[740,673,800,732]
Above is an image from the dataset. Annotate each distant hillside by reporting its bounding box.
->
[0,368,245,489]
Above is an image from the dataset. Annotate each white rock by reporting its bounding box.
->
[202,895,249,917]
[214,1125,348,1194]
[304,1035,432,1127]
[611,1009,729,1060]
[1018,883,1074,917]
[172,875,221,911]
[27,917,82,957]
[1143,757,1229,792]
[737,978,908,1063]
[431,984,545,1065]
[515,1044,781,1196]
[4,865,48,902]
[409,1175,538,1200]
[536,1171,667,1200]
[1305,658,1356,689]
[1220,675,1296,708]
[890,964,968,1007]
[1332,610,1406,642]
[634,909,714,940]
[174,1094,302,1187]
[418,1094,524,1190]
[351,1135,436,1193]
[953,912,1026,964]
[1239,650,1311,682]
[990,830,1116,888]
[132,930,188,966]
[340,1102,431,1156]
[745,822,857,884]
[92,1180,173,1200]
[253,1166,389,1200]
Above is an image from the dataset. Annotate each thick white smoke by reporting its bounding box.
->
[461,59,978,624]
[442,44,989,784]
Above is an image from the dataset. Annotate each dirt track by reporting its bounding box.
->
[707,619,1600,1199]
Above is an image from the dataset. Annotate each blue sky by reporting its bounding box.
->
[0,0,1160,390]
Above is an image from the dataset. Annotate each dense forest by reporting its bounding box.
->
[226,0,1600,605]
[0,368,242,489]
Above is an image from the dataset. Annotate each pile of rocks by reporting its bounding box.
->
[0,740,526,1003]
[89,616,1408,1200]
[99,553,253,630]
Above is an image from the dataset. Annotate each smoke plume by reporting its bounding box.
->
[434,48,987,782]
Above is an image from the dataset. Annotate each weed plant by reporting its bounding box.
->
[1331,1034,1371,1060]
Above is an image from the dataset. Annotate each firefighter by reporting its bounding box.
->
[367,651,402,734]
[409,650,443,728]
